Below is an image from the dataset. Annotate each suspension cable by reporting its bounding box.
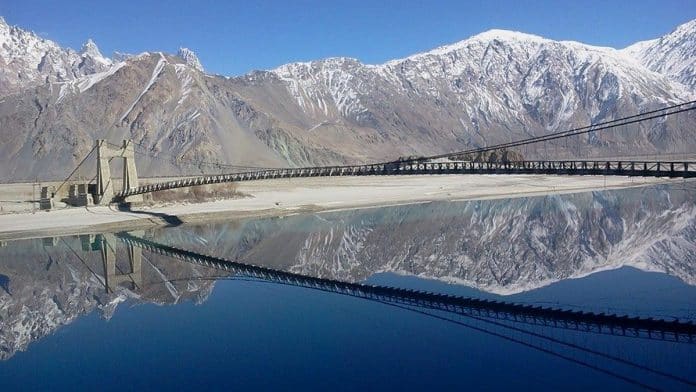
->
[98,99,696,175]
[421,100,696,162]
[104,141,278,171]
[53,145,97,196]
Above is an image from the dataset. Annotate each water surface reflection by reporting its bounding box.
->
[0,183,694,390]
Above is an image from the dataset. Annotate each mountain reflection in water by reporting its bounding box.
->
[0,183,695,390]
[150,182,696,293]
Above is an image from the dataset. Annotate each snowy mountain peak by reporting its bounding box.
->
[625,18,696,54]
[622,18,696,89]
[673,18,696,34]
[80,38,111,66]
[402,29,548,60]
[177,47,203,72]
[0,17,114,96]
[0,16,16,41]
[265,19,694,147]
[471,28,546,43]
[80,38,100,56]
[403,28,624,64]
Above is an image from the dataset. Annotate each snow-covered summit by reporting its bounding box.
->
[385,27,638,71]
[177,47,204,72]
[257,19,696,155]
[0,17,114,96]
[81,38,100,56]
[621,18,696,89]
[423,29,548,56]
[473,28,546,42]
[80,38,111,65]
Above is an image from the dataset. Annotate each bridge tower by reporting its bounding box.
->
[95,139,143,204]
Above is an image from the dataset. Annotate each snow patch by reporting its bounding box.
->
[119,53,167,123]
[174,63,193,108]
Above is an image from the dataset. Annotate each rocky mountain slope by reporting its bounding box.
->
[0,17,694,180]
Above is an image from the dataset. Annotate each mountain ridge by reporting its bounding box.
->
[0,17,694,181]
[2,17,694,93]
[621,19,696,89]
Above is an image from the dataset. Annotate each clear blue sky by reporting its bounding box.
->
[2,0,694,76]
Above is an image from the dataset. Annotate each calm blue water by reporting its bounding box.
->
[0,185,695,390]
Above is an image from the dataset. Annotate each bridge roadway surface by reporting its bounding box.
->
[115,159,696,201]
[117,232,696,342]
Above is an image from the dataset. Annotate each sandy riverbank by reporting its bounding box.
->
[0,174,678,241]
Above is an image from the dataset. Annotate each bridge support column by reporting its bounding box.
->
[122,140,138,190]
[96,140,114,204]
[95,139,143,205]
[121,140,143,204]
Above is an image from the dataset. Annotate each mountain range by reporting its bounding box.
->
[0,17,694,180]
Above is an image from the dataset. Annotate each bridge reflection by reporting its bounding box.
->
[36,231,696,343]
[114,232,695,343]
[4,231,694,389]
[111,232,696,389]
[58,233,144,294]
[99,234,142,293]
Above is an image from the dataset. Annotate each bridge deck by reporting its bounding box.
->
[115,160,696,201]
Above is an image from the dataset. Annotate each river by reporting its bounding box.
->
[0,182,694,390]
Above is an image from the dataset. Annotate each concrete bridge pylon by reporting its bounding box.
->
[95,139,143,205]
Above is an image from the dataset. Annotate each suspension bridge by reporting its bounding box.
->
[44,100,696,207]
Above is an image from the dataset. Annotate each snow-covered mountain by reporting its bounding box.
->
[0,17,694,180]
[272,28,691,134]
[177,47,204,72]
[622,19,696,89]
[0,17,112,96]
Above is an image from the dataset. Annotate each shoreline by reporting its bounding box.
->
[0,174,680,241]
